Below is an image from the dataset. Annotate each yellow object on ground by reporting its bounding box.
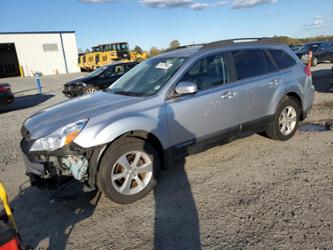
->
[0,181,18,233]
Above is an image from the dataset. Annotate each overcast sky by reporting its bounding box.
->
[1,0,332,50]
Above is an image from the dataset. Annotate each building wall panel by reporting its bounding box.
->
[0,32,80,77]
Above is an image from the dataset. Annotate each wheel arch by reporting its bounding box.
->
[285,92,306,120]
[87,130,166,188]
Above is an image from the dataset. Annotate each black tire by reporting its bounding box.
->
[312,57,318,67]
[265,97,301,141]
[98,137,160,204]
[83,86,100,94]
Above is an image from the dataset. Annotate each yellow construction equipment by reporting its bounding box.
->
[0,182,18,233]
[78,42,147,71]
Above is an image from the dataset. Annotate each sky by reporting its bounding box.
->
[0,0,332,51]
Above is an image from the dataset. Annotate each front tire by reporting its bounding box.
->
[98,138,160,204]
[265,97,300,141]
[83,86,100,94]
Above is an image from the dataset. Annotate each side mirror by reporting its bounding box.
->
[175,81,198,96]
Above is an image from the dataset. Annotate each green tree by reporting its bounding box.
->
[169,40,180,49]
[148,47,160,57]
[134,45,143,54]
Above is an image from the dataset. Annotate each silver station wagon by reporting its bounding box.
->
[20,38,315,204]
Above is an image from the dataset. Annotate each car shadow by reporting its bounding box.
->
[8,181,100,249]
[312,69,333,93]
[0,94,54,114]
[151,107,202,250]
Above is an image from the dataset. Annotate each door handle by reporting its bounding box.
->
[270,78,280,88]
[221,91,237,99]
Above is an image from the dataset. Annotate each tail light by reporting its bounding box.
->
[0,86,10,93]
[304,66,311,77]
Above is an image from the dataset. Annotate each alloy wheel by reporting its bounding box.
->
[279,106,297,136]
[111,151,153,195]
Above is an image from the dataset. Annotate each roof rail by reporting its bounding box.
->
[163,44,203,53]
[201,37,281,49]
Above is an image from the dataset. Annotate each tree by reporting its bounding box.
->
[148,47,161,57]
[134,45,143,54]
[169,40,180,49]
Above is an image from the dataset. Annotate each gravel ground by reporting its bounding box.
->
[0,64,332,250]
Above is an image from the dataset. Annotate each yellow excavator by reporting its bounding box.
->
[79,42,147,71]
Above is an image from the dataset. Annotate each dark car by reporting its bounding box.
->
[295,41,333,66]
[63,61,138,98]
[0,83,14,106]
[289,44,302,52]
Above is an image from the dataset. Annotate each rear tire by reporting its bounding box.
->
[265,97,300,141]
[98,137,160,204]
[312,57,318,67]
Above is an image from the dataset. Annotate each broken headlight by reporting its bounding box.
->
[30,119,88,152]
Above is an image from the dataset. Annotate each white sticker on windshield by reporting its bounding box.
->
[155,62,173,70]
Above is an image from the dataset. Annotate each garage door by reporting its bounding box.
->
[0,43,20,78]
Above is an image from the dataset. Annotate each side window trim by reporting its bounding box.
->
[263,49,279,72]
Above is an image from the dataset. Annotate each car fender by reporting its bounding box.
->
[270,84,303,115]
[74,115,169,149]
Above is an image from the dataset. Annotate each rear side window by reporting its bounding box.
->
[232,49,272,80]
[269,49,296,70]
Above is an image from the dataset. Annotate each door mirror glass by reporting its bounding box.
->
[175,81,198,95]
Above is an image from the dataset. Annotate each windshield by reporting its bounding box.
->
[109,57,188,96]
[299,44,320,53]
[86,66,108,77]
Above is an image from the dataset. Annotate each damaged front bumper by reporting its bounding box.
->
[20,138,90,188]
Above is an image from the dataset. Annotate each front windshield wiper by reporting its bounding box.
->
[112,91,148,97]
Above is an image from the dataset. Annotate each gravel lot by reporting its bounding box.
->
[0,64,332,250]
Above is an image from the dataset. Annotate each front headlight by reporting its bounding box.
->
[30,119,88,152]
[76,82,87,87]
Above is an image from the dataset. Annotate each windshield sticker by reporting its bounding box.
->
[155,62,173,70]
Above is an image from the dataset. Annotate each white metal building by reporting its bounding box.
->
[0,31,80,78]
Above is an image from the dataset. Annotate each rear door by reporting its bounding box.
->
[232,49,284,130]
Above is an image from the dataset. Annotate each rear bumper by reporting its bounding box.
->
[0,92,14,106]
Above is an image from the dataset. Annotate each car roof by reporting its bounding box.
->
[155,38,286,59]
[304,41,330,46]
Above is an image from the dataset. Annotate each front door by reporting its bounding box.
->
[166,52,239,148]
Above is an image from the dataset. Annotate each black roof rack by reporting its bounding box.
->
[202,37,281,49]
[163,44,203,53]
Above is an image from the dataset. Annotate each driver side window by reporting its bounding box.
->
[180,53,230,91]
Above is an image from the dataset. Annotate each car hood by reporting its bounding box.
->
[24,91,142,140]
[64,75,94,85]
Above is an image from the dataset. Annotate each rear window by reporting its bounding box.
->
[232,49,275,80]
[269,49,296,70]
